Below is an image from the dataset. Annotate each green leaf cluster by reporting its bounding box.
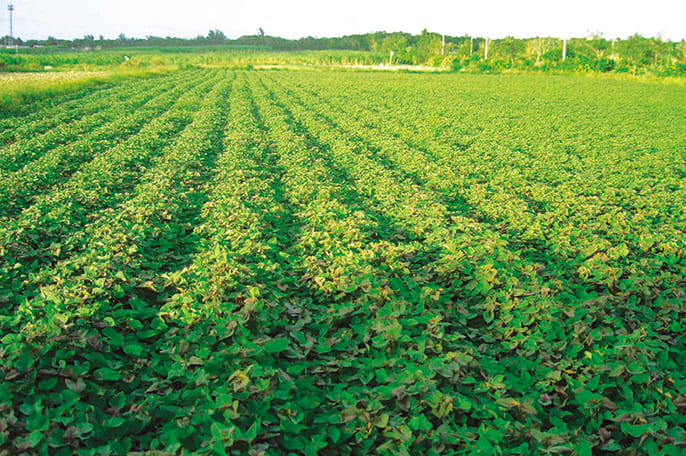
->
[1,69,684,455]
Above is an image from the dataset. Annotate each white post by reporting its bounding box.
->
[562,39,567,61]
[612,38,616,58]
[470,37,473,55]
[484,37,488,60]
[442,34,445,55]
[389,50,394,65]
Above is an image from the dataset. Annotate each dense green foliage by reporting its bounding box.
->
[0,48,388,73]
[0,70,176,117]
[3,30,686,77]
[0,69,685,455]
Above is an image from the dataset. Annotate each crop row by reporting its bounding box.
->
[268,72,685,329]
[1,70,235,454]
[243,72,683,454]
[0,70,684,455]
[0,77,112,121]
[167,71,686,453]
[0,71,213,220]
[246,73,552,453]
[0,73,178,147]
[270,71,684,271]
[0,70,224,319]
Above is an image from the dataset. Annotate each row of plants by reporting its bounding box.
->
[0,69,684,454]
[0,70,235,454]
[0,69,221,318]
[0,72,171,147]
[265,71,685,452]
[0,81,103,143]
[277,71,684,290]
[289,72,684,310]
[155,73,331,453]
[0,69,173,115]
[239,73,474,454]
[254,73,567,453]
[0,71,209,220]
[0,71,184,169]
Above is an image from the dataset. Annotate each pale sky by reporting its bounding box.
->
[6,0,686,42]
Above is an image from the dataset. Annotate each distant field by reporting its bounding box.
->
[0,69,684,455]
[0,49,387,73]
[0,69,171,116]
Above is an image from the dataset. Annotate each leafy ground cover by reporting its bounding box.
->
[0,69,684,455]
[0,68,181,116]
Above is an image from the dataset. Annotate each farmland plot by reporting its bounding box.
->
[0,69,684,455]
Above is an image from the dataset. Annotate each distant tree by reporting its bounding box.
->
[258,27,265,37]
[651,36,668,66]
[453,40,471,57]
[528,37,557,65]
[336,34,370,51]
[146,35,167,47]
[415,29,442,63]
[494,36,525,62]
[378,33,410,64]
[678,40,686,62]
[207,29,226,44]
[617,34,653,74]
[118,33,128,43]
[84,34,94,42]
[587,34,610,60]
[380,33,408,52]
[366,31,388,52]
[569,36,614,72]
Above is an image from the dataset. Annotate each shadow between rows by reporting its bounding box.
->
[125,79,237,309]
[273,77,595,295]
[0,81,118,120]
[252,75,425,252]
[0,77,224,316]
[229,79,308,305]
[0,72,181,151]
[0,87,188,220]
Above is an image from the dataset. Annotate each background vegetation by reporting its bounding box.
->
[0,68,684,456]
[1,23,685,455]
[2,30,686,77]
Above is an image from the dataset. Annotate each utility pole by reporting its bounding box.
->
[562,38,567,61]
[470,36,473,55]
[612,38,616,59]
[7,3,14,47]
[484,37,489,60]
[442,34,445,56]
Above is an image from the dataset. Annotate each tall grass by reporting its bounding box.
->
[0,48,386,72]
[0,68,170,115]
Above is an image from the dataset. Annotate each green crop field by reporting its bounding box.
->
[0,69,685,455]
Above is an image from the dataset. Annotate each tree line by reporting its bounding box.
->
[3,29,686,76]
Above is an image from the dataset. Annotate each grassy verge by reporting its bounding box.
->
[0,68,174,115]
